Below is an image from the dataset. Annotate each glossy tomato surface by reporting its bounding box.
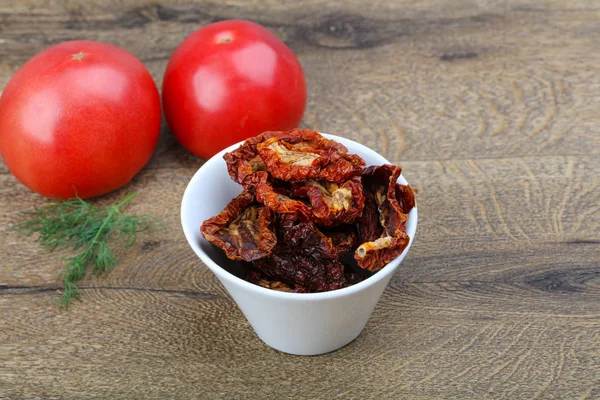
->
[0,40,161,199]
[162,20,306,159]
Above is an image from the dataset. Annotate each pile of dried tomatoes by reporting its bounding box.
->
[201,129,416,293]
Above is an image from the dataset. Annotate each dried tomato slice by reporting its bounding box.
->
[319,153,366,183]
[324,225,359,256]
[223,136,268,188]
[200,190,277,262]
[354,164,412,271]
[246,270,309,293]
[256,130,365,183]
[252,246,345,292]
[363,164,407,237]
[255,173,313,218]
[260,128,349,154]
[344,272,367,287]
[224,128,356,188]
[354,232,410,272]
[276,215,340,260]
[291,176,365,226]
[395,184,417,214]
[356,192,384,243]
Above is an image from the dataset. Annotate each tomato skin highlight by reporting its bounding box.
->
[162,20,307,159]
[0,40,161,199]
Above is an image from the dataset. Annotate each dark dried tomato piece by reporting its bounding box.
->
[253,249,345,292]
[354,164,412,271]
[200,191,277,262]
[395,184,417,214]
[324,225,359,256]
[246,270,309,293]
[291,176,365,226]
[276,215,339,260]
[256,130,365,183]
[344,272,367,287]
[356,192,384,243]
[362,164,407,237]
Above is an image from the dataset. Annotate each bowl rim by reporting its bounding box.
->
[181,133,418,301]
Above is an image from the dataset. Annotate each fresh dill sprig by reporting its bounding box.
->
[15,193,160,308]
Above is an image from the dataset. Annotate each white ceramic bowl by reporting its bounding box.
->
[181,134,418,355]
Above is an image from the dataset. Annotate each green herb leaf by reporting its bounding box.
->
[15,193,162,309]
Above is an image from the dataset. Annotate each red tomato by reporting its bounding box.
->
[0,40,161,199]
[162,20,306,159]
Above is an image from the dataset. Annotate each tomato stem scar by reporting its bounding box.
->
[72,52,86,61]
[216,32,234,43]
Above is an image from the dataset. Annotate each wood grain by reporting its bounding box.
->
[1,1,599,399]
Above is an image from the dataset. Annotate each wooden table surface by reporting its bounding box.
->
[1,1,599,399]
